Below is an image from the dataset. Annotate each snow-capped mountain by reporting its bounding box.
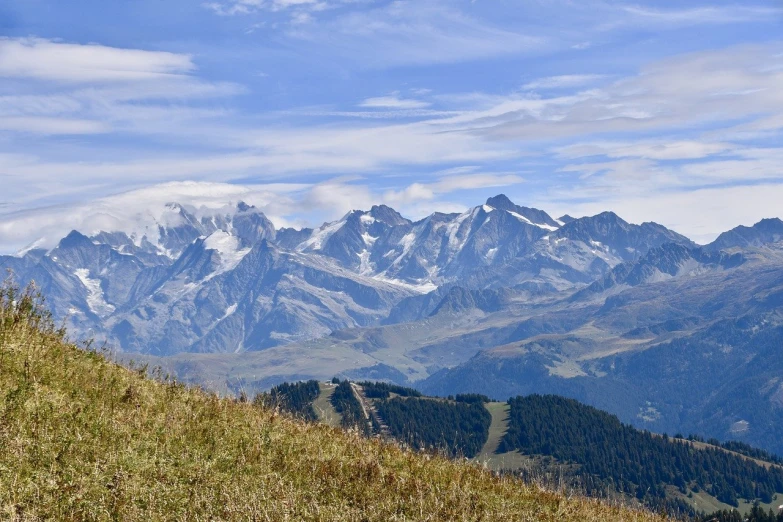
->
[0,195,696,355]
[291,194,692,292]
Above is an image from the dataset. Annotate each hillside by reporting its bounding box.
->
[266,380,783,518]
[0,282,663,521]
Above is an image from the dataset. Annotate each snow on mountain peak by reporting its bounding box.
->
[203,230,251,275]
[483,194,561,230]
[74,268,116,317]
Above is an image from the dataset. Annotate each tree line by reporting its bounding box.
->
[375,397,491,458]
[259,380,319,421]
[330,379,369,435]
[358,381,422,399]
[701,504,783,522]
[499,395,783,506]
[686,435,783,466]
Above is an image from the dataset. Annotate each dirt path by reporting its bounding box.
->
[313,383,342,427]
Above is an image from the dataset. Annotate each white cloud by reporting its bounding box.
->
[203,0,328,17]
[0,38,194,83]
[522,74,606,90]
[203,0,263,16]
[243,122,516,169]
[302,179,375,218]
[0,38,242,137]
[555,140,735,161]
[0,116,518,212]
[442,44,783,146]
[539,182,783,245]
[2,28,782,251]
[0,117,109,135]
[286,1,544,67]
[359,92,431,109]
[618,5,782,26]
[382,172,524,206]
[5,41,782,222]
[210,0,782,70]
[0,181,309,254]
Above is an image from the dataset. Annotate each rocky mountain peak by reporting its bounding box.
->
[369,205,410,227]
[485,194,517,211]
[57,230,93,250]
[484,195,560,229]
[707,217,783,251]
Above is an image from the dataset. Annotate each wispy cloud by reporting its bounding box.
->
[0,38,242,138]
[203,0,330,17]
[382,171,524,206]
[618,4,782,26]
[554,140,735,161]
[359,92,431,109]
[0,181,308,254]
[285,1,544,67]
[449,44,783,144]
[522,74,606,90]
[0,38,194,82]
[2,2,783,247]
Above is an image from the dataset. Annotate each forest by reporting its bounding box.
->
[358,381,422,399]
[330,379,370,435]
[500,395,783,506]
[375,397,491,458]
[259,380,319,421]
[686,436,783,466]
[701,505,783,522]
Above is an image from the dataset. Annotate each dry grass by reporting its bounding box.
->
[0,282,668,521]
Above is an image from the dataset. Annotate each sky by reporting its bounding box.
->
[0,0,782,252]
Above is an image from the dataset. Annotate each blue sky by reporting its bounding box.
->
[0,0,782,251]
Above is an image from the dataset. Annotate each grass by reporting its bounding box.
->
[313,382,342,427]
[476,402,510,460]
[0,281,668,521]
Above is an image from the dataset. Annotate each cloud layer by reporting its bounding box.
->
[0,1,781,250]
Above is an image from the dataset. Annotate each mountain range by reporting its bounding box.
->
[4,195,783,454]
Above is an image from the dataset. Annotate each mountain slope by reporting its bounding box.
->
[575,242,746,299]
[1,195,695,356]
[419,254,783,455]
[110,239,416,354]
[0,284,662,522]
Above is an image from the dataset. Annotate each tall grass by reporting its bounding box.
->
[0,280,667,521]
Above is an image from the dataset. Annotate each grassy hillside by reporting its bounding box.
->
[269,379,783,518]
[0,282,664,521]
